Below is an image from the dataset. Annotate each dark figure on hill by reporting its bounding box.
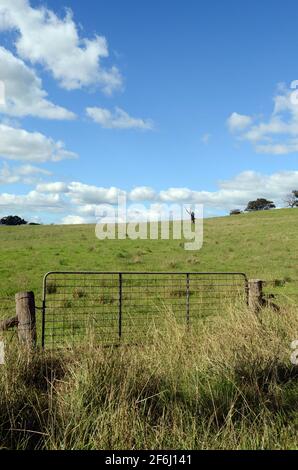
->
[185,208,195,224]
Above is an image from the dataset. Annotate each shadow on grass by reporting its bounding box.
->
[0,353,66,450]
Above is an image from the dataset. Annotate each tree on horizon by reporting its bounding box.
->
[245,199,276,212]
[0,215,28,226]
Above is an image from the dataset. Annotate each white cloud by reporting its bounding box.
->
[15,164,52,177]
[159,171,298,209]
[0,123,77,163]
[86,106,154,130]
[0,79,4,105]
[0,190,65,212]
[227,112,253,132]
[218,170,298,199]
[76,204,99,216]
[255,141,298,155]
[3,170,298,223]
[0,0,122,93]
[54,172,298,213]
[0,162,51,184]
[0,46,76,120]
[159,187,194,202]
[36,182,69,193]
[68,182,125,204]
[129,186,156,201]
[62,215,92,225]
[228,84,298,154]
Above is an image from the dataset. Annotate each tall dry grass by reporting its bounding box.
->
[1,304,298,450]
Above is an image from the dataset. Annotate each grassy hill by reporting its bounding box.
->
[1,208,298,450]
[1,208,297,297]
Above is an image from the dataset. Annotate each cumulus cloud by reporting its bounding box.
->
[62,215,92,225]
[159,187,194,202]
[36,182,69,193]
[0,46,76,120]
[0,0,122,93]
[0,79,4,105]
[159,171,298,209]
[3,170,298,223]
[0,123,77,163]
[86,107,154,130]
[129,186,156,201]
[0,162,51,184]
[0,190,65,213]
[256,141,298,155]
[68,182,125,204]
[228,84,298,154]
[227,112,253,132]
[219,170,298,196]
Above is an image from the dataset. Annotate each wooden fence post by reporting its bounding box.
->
[15,291,36,348]
[248,279,263,313]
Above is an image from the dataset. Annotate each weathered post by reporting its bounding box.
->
[248,279,263,313]
[15,291,36,348]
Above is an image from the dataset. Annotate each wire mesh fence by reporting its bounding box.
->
[263,278,298,310]
[42,271,248,349]
[1,273,298,351]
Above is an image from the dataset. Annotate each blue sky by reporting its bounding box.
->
[0,0,298,223]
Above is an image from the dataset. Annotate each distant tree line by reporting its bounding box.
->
[0,215,41,226]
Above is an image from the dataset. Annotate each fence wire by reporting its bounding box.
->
[263,279,298,310]
[42,272,248,349]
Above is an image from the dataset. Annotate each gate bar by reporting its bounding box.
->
[119,273,122,339]
[186,273,190,327]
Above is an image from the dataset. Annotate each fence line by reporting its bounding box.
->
[1,273,297,351]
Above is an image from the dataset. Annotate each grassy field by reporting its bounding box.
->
[1,305,298,450]
[1,208,298,299]
[1,208,298,450]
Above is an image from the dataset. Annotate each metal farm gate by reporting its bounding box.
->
[41,271,248,349]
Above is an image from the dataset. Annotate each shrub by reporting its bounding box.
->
[230,209,242,215]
